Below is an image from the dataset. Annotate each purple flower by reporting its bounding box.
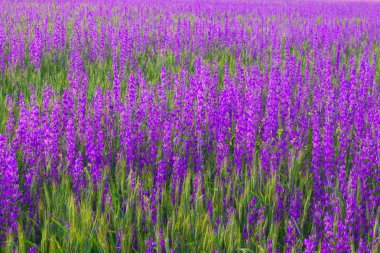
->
[0,135,21,234]
[145,237,157,253]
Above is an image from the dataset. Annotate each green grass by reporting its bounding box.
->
[0,148,327,252]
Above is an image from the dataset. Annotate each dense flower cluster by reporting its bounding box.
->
[0,0,379,252]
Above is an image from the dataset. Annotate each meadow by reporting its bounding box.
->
[0,0,379,252]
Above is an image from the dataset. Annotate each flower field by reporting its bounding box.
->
[0,0,379,252]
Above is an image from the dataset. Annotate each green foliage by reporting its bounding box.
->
[0,147,346,252]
